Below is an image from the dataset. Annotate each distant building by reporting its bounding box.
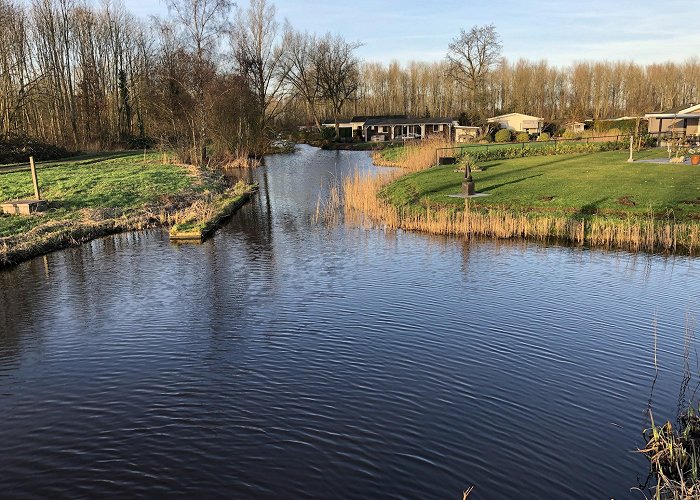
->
[363,117,455,142]
[487,113,544,134]
[645,104,700,136]
[453,125,481,143]
[321,116,371,140]
[564,121,586,133]
[321,116,456,142]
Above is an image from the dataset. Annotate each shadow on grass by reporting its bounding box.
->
[479,173,544,193]
[578,197,608,215]
[0,151,143,174]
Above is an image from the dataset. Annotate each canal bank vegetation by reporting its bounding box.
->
[0,152,253,266]
[345,144,700,254]
[642,407,700,499]
[640,316,700,499]
[170,181,257,241]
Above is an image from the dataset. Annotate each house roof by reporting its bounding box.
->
[487,112,544,122]
[645,104,700,117]
[363,117,455,126]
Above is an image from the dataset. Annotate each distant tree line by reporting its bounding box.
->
[0,0,360,163]
[0,0,697,163]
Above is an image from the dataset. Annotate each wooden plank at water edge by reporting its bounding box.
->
[2,199,48,215]
[169,190,256,244]
[169,228,205,242]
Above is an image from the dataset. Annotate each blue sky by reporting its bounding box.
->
[121,0,699,66]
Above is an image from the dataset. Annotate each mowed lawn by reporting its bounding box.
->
[381,149,700,219]
[0,152,198,237]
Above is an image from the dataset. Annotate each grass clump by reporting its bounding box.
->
[641,408,700,499]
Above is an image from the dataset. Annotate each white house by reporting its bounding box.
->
[645,104,700,136]
[487,113,544,134]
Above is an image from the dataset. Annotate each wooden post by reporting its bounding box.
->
[30,156,41,200]
[627,135,634,162]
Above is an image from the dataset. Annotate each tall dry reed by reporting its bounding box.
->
[372,138,453,171]
[343,169,700,254]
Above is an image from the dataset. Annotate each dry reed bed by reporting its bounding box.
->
[343,169,700,254]
[372,138,453,171]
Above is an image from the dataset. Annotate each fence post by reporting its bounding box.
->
[30,156,41,200]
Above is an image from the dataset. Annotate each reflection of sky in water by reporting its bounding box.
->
[0,145,699,499]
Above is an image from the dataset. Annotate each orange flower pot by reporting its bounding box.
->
[692,155,700,166]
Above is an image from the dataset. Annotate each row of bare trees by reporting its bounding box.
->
[290,24,698,127]
[0,0,360,163]
[0,0,697,162]
[308,55,700,126]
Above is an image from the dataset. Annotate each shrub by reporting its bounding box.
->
[537,132,550,141]
[515,132,530,143]
[562,129,581,140]
[494,129,512,143]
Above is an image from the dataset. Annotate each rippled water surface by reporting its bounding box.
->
[2,145,700,499]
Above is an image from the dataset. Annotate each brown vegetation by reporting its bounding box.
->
[372,138,453,171]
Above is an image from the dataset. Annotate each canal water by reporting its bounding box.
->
[1,145,699,498]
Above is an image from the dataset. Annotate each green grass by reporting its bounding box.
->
[0,152,203,237]
[381,149,700,220]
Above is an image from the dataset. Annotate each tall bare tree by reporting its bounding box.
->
[315,33,360,138]
[447,24,502,118]
[165,0,232,164]
[233,0,289,140]
[282,27,323,130]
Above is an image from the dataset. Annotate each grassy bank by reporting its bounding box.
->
[382,150,700,219]
[170,181,257,241]
[0,152,248,266]
[345,147,700,254]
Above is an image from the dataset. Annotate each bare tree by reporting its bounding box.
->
[447,24,501,117]
[165,0,232,164]
[315,33,360,139]
[282,27,322,130]
[232,0,289,141]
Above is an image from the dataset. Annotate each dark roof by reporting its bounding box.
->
[351,115,408,122]
[364,116,455,126]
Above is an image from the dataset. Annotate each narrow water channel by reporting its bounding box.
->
[1,145,699,498]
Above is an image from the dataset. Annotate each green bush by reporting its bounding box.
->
[562,129,581,140]
[537,132,550,141]
[515,132,530,143]
[494,129,512,143]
